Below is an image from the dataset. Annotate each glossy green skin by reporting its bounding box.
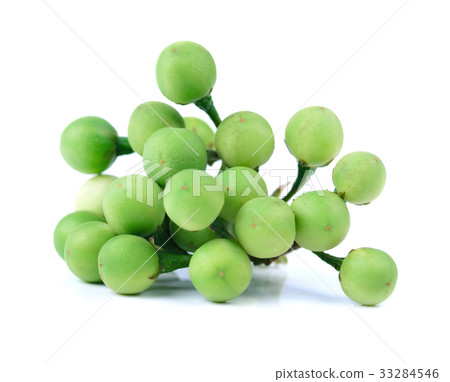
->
[75,175,117,216]
[163,169,224,231]
[128,101,185,156]
[64,221,116,283]
[235,196,295,258]
[189,239,252,302]
[285,106,343,167]
[332,151,386,205]
[60,116,118,174]
[103,175,165,236]
[156,41,216,105]
[54,211,105,260]
[216,166,268,223]
[98,235,159,294]
[291,190,350,251]
[215,111,274,169]
[143,127,207,186]
[169,220,219,252]
[340,247,398,306]
[184,117,215,150]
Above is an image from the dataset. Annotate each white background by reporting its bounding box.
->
[1,0,449,381]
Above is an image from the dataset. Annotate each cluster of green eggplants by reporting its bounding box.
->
[55,41,397,305]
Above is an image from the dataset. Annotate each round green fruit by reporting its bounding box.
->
[339,247,398,306]
[60,116,118,174]
[169,220,220,252]
[103,175,165,236]
[54,211,105,260]
[75,175,117,216]
[216,166,268,223]
[98,235,160,294]
[128,101,185,156]
[163,169,224,231]
[291,190,350,251]
[215,111,274,169]
[285,106,343,167]
[156,41,216,105]
[143,127,207,186]
[332,151,386,205]
[235,196,295,258]
[189,239,252,302]
[64,221,116,283]
[184,117,215,149]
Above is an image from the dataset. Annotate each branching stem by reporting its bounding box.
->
[312,251,345,271]
[282,162,315,202]
[157,252,192,274]
[117,137,134,156]
[194,95,222,127]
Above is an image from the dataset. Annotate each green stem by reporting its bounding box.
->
[334,188,347,203]
[282,163,315,202]
[207,149,221,166]
[271,183,289,197]
[210,218,236,241]
[151,226,186,255]
[117,137,134,156]
[157,252,192,274]
[312,251,345,271]
[194,95,222,127]
[148,227,192,277]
